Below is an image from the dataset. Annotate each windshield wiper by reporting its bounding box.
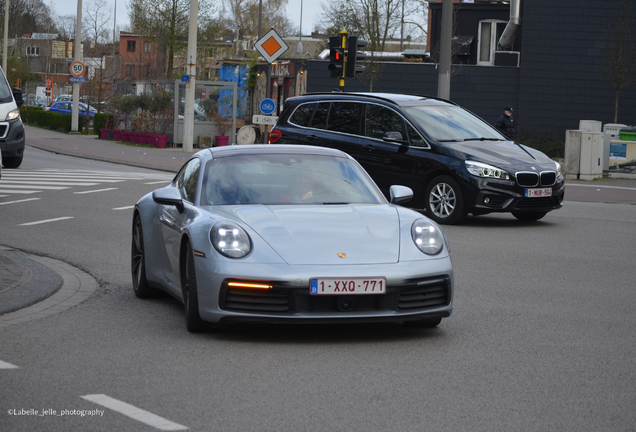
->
[464,137,504,141]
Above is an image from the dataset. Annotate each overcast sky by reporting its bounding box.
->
[48,0,325,36]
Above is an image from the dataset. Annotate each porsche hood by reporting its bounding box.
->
[226,205,401,265]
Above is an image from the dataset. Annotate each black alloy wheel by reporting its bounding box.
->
[425,175,467,225]
[131,214,155,298]
[183,243,207,333]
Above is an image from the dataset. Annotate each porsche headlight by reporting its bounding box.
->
[6,108,20,121]
[210,221,251,258]
[466,161,510,180]
[411,219,445,255]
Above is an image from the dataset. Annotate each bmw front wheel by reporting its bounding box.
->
[425,176,467,225]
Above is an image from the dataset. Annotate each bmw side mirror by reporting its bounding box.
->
[389,185,413,205]
[152,188,185,212]
[383,131,407,144]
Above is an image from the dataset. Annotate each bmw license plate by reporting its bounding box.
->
[525,188,552,198]
[310,277,386,295]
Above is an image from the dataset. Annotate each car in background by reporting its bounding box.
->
[132,145,453,332]
[54,94,73,102]
[0,66,25,168]
[270,93,565,224]
[45,101,97,117]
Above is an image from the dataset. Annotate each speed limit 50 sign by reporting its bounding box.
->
[69,61,86,78]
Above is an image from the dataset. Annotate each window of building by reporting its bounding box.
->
[126,65,135,77]
[477,20,507,66]
[26,46,40,56]
[127,40,136,53]
[144,42,152,53]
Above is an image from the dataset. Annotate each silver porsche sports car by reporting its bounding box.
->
[132,145,454,332]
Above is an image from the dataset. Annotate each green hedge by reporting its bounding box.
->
[94,113,114,138]
[20,107,84,133]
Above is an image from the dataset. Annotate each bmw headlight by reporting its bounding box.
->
[210,221,251,258]
[466,161,510,180]
[411,219,446,255]
[6,108,20,121]
[555,160,564,181]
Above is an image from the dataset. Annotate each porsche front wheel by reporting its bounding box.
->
[131,214,154,298]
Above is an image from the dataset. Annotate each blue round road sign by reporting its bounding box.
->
[260,98,276,115]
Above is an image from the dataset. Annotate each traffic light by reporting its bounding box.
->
[328,36,345,79]
[345,36,367,78]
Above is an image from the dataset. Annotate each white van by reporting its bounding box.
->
[0,66,25,168]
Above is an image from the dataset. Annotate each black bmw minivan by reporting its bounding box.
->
[270,92,565,225]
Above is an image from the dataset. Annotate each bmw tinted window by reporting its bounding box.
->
[365,105,404,140]
[310,102,330,129]
[407,123,428,148]
[327,102,361,135]
[289,103,316,127]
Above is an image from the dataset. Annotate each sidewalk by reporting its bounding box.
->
[2,125,636,320]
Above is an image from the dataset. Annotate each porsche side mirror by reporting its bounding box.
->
[389,185,413,205]
[153,188,184,212]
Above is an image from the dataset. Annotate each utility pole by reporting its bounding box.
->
[3,0,9,73]
[71,0,83,134]
[183,0,198,152]
[438,0,452,100]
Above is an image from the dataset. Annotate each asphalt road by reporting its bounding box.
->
[1,145,635,432]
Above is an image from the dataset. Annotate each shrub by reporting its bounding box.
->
[94,114,114,138]
[21,109,84,133]
[517,130,565,159]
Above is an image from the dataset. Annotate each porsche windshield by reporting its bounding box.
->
[201,154,386,205]
[404,104,506,142]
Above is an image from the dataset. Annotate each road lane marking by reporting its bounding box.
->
[0,184,69,190]
[112,205,135,210]
[565,183,636,191]
[0,198,41,206]
[0,190,41,194]
[80,394,188,431]
[19,217,74,226]
[0,180,100,186]
[73,188,118,194]
[145,180,172,185]
[0,360,19,369]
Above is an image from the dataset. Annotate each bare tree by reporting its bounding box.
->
[0,0,56,36]
[599,0,636,123]
[221,0,295,39]
[129,0,215,79]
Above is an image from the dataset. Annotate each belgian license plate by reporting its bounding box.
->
[310,277,386,295]
[525,188,552,198]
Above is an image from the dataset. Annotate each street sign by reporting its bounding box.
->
[69,77,86,83]
[259,98,276,115]
[253,115,279,125]
[255,29,289,64]
[69,61,85,78]
[181,75,190,82]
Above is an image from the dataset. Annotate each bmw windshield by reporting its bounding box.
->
[404,104,507,142]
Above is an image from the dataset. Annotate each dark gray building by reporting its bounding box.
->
[305,0,636,138]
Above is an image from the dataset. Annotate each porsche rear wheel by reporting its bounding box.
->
[183,243,207,333]
[131,214,154,298]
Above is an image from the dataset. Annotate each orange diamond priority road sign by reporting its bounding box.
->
[255,29,289,64]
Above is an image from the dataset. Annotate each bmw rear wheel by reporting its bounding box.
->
[425,176,467,225]
[131,214,155,298]
[183,243,207,333]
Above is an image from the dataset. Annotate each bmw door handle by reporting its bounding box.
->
[307,135,319,141]
[362,145,375,152]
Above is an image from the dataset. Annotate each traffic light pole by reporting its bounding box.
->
[339,31,347,91]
